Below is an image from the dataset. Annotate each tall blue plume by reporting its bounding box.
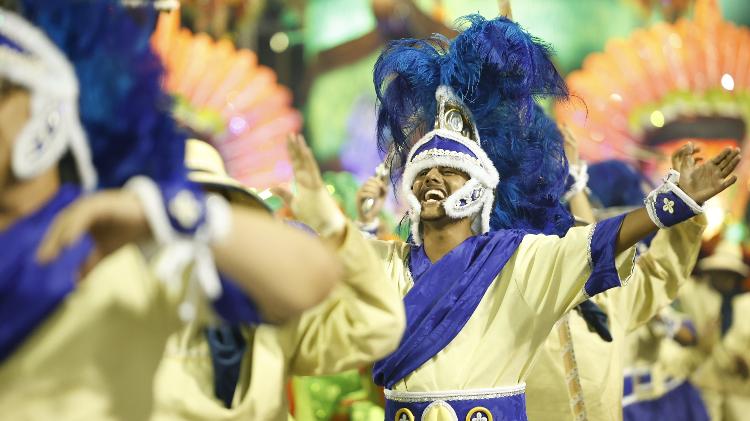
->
[486,106,572,235]
[374,15,571,235]
[19,0,188,188]
[443,15,567,122]
[374,35,448,175]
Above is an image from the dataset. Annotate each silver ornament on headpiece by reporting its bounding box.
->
[434,86,481,144]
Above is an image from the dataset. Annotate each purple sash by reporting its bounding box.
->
[373,229,526,388]
[0,185,93,362]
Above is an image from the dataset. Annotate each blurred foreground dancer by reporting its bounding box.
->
[0,2,341,419]
[680,242,750,421]
[152,139,404,420]
[524,138,708,421]
[345,15,741,421]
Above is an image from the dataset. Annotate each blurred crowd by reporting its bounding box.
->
[0,1,748,421]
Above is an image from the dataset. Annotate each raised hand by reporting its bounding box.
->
[672,143,741,205]
[287,133,324,190]
[356,176,388,223]
[285,133,346,239]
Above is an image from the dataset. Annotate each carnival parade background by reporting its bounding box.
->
[2,0,749,419]
[135,1,750,419]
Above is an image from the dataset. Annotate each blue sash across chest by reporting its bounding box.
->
[373,229,526,388]
[0,185,93,362]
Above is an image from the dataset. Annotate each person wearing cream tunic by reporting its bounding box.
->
[524,214,706,421]
[680,242,750,421]
[523,149,707,421]
[0,4,344,420]
[152,219,405,421]
[369,224,634,382]
[151,137,405,421]
[698,293,750,420]
[358,13,740,420]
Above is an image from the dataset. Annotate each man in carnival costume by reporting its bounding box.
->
[151,138,405,420]
[522,143,709,421]
[320,15,741,421]
[0,1,352,419]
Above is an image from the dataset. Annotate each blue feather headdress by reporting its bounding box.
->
[16,0,188,189]
[375,15,572,238]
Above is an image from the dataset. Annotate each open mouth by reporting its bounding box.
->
[421,188,446,205]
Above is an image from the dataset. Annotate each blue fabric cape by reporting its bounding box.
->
[373,229,527,388]
[0,185,92,362]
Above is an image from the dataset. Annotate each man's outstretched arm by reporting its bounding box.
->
[615,144,740,254]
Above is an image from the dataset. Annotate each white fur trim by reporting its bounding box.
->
[644,169,703,228]
[407,128,499,185]
[406,193,423,245]
[401,130,499,244]
[126,176,177,244]
[0,11,76,97]
[399,86,500,244]
[0,10,96,190]
[443,178,486,218]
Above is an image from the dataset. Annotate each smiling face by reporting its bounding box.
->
[411,166,470,220]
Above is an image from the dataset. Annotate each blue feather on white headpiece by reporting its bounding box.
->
[375,15,572,242]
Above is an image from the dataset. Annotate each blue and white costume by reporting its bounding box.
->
[367,16,643,421]
[0,2,261,419]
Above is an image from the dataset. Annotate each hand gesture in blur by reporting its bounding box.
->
[356,176,388,223]
[286,133,346,241]
[36,190,150,275]
[671,142,741,205]
[287,133,324,191]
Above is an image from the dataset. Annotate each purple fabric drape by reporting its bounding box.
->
[0,185,92,361]
[373,229,527,388]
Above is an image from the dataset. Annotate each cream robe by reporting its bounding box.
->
[524,216,706,421]
[0,245,193,421]
[369,223,636,393]
[151,221,405,421]
[681,279,750,421]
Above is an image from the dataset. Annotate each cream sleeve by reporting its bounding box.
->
[511,216,636,322]
[614,214,707,333]
[710,293,750,373]
[279,221,406,376]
